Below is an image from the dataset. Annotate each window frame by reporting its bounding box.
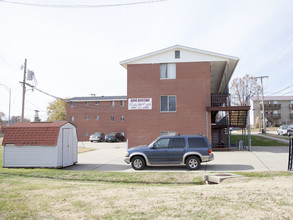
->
[160,95,176,112]
[160,63,176,80]
[110,115,114,122]
[175,50,180,59]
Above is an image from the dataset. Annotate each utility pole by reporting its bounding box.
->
[254,76,269,133]
[21,59,27,122]
[257,90,261,132]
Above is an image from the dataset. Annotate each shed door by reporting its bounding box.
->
[62,128,73,167]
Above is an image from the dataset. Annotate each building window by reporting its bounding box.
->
[85,115,89,120]
[110,115,114,122]
[160,63,176,79]
[121,100,124,107]
[160,131,177,136]
[120,115,125,122]
[95,115,99,120]
[175,50,180,59]
[85,132,89,137]
[95,101,99,105]
[70,116,74,122]
[70,102,74,107]
[85,101,89,105]
[111,101,115,107]
[160,95,176,112]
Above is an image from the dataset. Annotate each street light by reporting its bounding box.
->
[0,83,11,125]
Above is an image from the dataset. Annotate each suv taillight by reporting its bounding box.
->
[208,149,212,155]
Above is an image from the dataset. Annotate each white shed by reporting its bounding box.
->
[2,121,78,168]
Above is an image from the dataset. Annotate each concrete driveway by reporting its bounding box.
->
[64,142,290,172]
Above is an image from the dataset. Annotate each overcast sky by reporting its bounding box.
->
[1,0,293,121]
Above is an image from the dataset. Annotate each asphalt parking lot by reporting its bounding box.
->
[64,142,290,172]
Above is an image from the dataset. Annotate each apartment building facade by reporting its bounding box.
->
[65,96,127,141]
[250,96,293,127]
[65,45,245,149]
[120,45,242,149]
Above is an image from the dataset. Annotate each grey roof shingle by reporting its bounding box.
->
[250,96,293,101]
[65,96,127,102]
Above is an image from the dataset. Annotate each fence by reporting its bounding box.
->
[289,137,293,171]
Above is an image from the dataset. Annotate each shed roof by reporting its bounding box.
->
[2,121,73,146]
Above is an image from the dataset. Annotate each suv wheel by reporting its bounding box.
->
[186,156,200,170]
[131,156,146,170]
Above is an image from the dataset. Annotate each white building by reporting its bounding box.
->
[250,96,293,127]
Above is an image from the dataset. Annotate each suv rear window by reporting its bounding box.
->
[188,138,208,148]
[169,138,185,148]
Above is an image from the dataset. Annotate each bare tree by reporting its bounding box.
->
[230,74,261,106]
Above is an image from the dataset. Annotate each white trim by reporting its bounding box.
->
[120,45,239,68]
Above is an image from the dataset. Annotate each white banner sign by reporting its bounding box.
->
[128,98,152,110]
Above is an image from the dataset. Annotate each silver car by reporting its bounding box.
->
[277,126,288,135]
[89,132,105,142]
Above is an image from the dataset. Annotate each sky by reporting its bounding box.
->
[1,0,293,121]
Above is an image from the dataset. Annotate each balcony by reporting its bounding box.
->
[210,93,228,107]
[262,104,281,110]
[266,112,281,120]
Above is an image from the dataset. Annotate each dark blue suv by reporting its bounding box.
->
[124,135,214,170]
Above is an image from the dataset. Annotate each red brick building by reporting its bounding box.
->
[65,96,127,141]
[120,45,246,149]
[66,45,248,149]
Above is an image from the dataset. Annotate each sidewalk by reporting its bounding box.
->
[64,142,290,172]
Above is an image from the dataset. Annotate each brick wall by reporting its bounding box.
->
[66,100,127,141]
[127,62,211,148]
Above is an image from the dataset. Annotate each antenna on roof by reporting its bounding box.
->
[90,93,96,97]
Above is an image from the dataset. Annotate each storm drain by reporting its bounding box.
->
[203,173,242,184]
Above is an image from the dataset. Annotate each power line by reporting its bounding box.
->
[23,82,63,100]
[270,84,293,96]
[0,0,166,8]
[268,84,293,96]
[282,89,293,96]
[261,36,293,77]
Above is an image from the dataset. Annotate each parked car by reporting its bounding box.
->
[89,132,105,142]
[105,132,125,142]
[287,125,293,136]
[124,135,214,170]
[277,125,288,136]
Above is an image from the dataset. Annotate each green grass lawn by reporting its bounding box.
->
[1,138,293,219]
[230,135,287,146]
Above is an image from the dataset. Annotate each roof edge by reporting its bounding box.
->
[120,45,240,68]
